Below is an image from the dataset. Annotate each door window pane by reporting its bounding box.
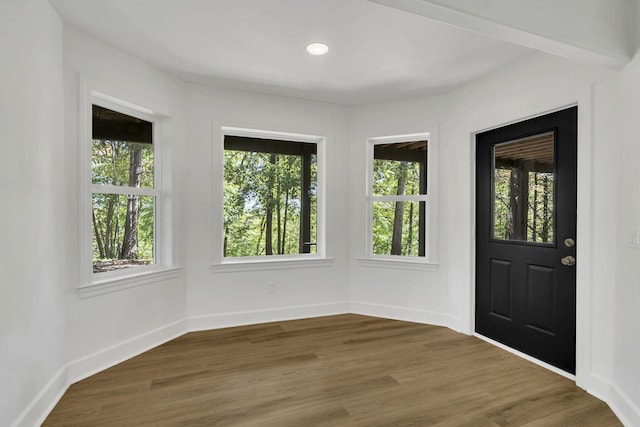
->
[493,132,555,243]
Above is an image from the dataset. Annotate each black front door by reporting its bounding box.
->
[475,107,577,374]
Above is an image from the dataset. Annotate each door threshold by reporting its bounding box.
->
[473,332,575,381]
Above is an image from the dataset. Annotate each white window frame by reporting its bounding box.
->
[78,78,179,295]
[212,126,328,270]
[363,130,439,269]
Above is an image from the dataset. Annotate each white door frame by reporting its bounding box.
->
[468,87,594,388]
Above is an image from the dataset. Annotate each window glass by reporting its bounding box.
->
[92,105,154,187]
[223,136,318,257]
[91,104,156,273]
[373,141,427,196]
[91,194,155,272]
[371,140,427,257]
[372,201,425,256]
[493,132,555,244]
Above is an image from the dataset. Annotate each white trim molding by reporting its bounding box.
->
[210,257,334,273]
[586,374,640,427]
[78,75,178,292]
[188,302,350,331]
[65,319,188,384]
[355,257,438,271]
[9,367,68,427]
[468,101,590,377]
[214,125,328,264]
[11,307,633,427]
[350,301,458,330]
[78,266,183,298]
[11,318,188,427]
[607,384,640,427]
[365,127,439,264]
[574,86,594,392]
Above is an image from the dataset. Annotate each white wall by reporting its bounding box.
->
[61,26,188,369]
[437,54,614,337]
[5,18,353,426]
[612,50,640,426]
[5,6,640,426]
[348,93,453,325]
[0,1,66,425]
[349,51,623,404]
[184,84,352,328]
[5,21,191,427]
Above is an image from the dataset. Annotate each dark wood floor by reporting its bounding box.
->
[44,314,621,426]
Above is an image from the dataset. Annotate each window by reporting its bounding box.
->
[78,82,178,294]
[88,98,159,277]
[80,88,168,287]
[367,132,437,263]
[221,128,324,260]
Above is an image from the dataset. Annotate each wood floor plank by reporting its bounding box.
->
[43,315,622,426]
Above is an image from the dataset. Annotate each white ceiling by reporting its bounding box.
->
[49,0,535,105]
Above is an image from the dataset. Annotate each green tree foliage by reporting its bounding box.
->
[91,139,154,272]
[493,167,554,243]
[372,159,422,256]
[223,150,317,257]
[493,168,512,240]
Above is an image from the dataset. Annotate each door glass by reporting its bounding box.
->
[493,132,555,243]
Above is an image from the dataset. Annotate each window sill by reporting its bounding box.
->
[356,257,439,271]
[78,266,183,299]
[210,257,334,273]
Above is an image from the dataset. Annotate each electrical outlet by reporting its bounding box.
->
[629,230,640,248]
[268,283,277,294]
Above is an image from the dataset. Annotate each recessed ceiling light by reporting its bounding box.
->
[306,42,329,56]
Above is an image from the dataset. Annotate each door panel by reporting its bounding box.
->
[489,259,512,320]
[526,264,555,335]
[476,107,577,374]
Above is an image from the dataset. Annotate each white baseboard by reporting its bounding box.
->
[188,302,351,331]
[585,373,640,427]
[9,366,68,427]
[11,318,188,427]
[584,372,613,401]
[606,381,640,427]
[13,306,640,427]
[350,301,459,330]
[66,318,188,384]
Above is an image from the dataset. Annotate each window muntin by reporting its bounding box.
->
[91,103,157,273]
[369,138,429,258]
[223,135,319,258]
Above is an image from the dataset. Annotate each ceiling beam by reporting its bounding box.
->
[370,0,632,70]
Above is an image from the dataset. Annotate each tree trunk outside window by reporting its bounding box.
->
[120,146,143,259]
[391,162,408,255]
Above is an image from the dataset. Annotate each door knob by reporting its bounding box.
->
[561,255,576,266]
